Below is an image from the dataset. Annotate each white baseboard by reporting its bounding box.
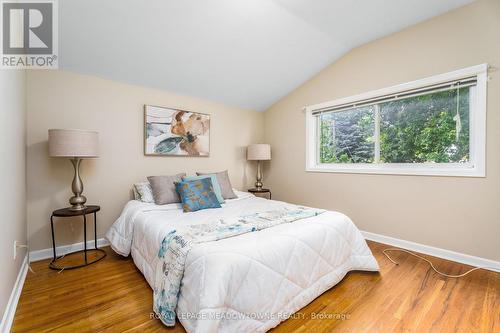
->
[29,238,110,262]
[362,230,500,272]
[0,255,28,333]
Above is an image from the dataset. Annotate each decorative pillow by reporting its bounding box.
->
[148,173,186,205]
[134,182,154,203]
[196,170,237,199]
[175,178,222,212]
[183,175,225,204]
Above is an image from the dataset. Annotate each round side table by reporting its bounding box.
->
[50,205,106,270]
[248,188,272,200]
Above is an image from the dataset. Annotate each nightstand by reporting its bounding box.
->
[248,188,272,200]
[49,205,106,270]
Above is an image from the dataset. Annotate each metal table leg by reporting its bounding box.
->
[83,213,87,264]
[94,211,97,249]
[51,215,56,260]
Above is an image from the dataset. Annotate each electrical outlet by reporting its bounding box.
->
[14,241,28,260]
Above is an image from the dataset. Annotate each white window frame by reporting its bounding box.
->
[305,64,488,177]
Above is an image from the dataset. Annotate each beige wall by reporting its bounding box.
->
[0,70,27,318]
[27,70,264,251]
[264,0,500,261]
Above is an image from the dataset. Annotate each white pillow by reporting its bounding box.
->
[134,182,155,203]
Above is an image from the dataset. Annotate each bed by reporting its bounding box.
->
[106,190,379,333]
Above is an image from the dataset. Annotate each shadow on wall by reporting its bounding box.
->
[238,145,251,189]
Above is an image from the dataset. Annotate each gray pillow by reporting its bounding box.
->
[196,170,237,199]
[147,173,186,205]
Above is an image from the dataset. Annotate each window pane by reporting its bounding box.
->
[319,106,374,163]
[379,87,470,163]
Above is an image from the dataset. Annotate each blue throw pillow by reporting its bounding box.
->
[175,178,222,213]
[182,175,225,204]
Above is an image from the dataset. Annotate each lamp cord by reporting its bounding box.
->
[382,248,500,278]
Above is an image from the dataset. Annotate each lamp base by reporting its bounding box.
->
[69,158,87,211]
[69,194,87,210]
[69,203,87,211]
[255,160,264,190]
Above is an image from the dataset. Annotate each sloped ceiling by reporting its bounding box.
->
[59,0,473,111]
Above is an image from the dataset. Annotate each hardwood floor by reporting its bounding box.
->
[12,241,499,332]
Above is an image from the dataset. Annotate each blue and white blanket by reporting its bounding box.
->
[153,206,325,326]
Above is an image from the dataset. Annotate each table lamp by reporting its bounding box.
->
[48,129,99,211]
[247,144,271,190]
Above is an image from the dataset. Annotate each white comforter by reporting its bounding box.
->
[106,191,379,333]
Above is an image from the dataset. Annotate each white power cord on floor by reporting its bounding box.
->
[383,248,500,278]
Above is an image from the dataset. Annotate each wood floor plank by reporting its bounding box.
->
[11,241,499,332]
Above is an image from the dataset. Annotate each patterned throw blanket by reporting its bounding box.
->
[153,206,325,326]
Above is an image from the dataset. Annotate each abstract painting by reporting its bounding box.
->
[144,105,210,156]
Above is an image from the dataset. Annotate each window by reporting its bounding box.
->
[306,64,487,177]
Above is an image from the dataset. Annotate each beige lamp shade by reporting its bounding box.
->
[247,144,271,161]
[48,129,99,157]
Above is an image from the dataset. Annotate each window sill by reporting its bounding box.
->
[306,164,485,177]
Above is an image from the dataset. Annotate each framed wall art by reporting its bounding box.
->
[144,105,210,156]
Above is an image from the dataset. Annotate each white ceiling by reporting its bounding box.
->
[59,0,473,111]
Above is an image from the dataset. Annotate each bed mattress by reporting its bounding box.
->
[106,191,379,333]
